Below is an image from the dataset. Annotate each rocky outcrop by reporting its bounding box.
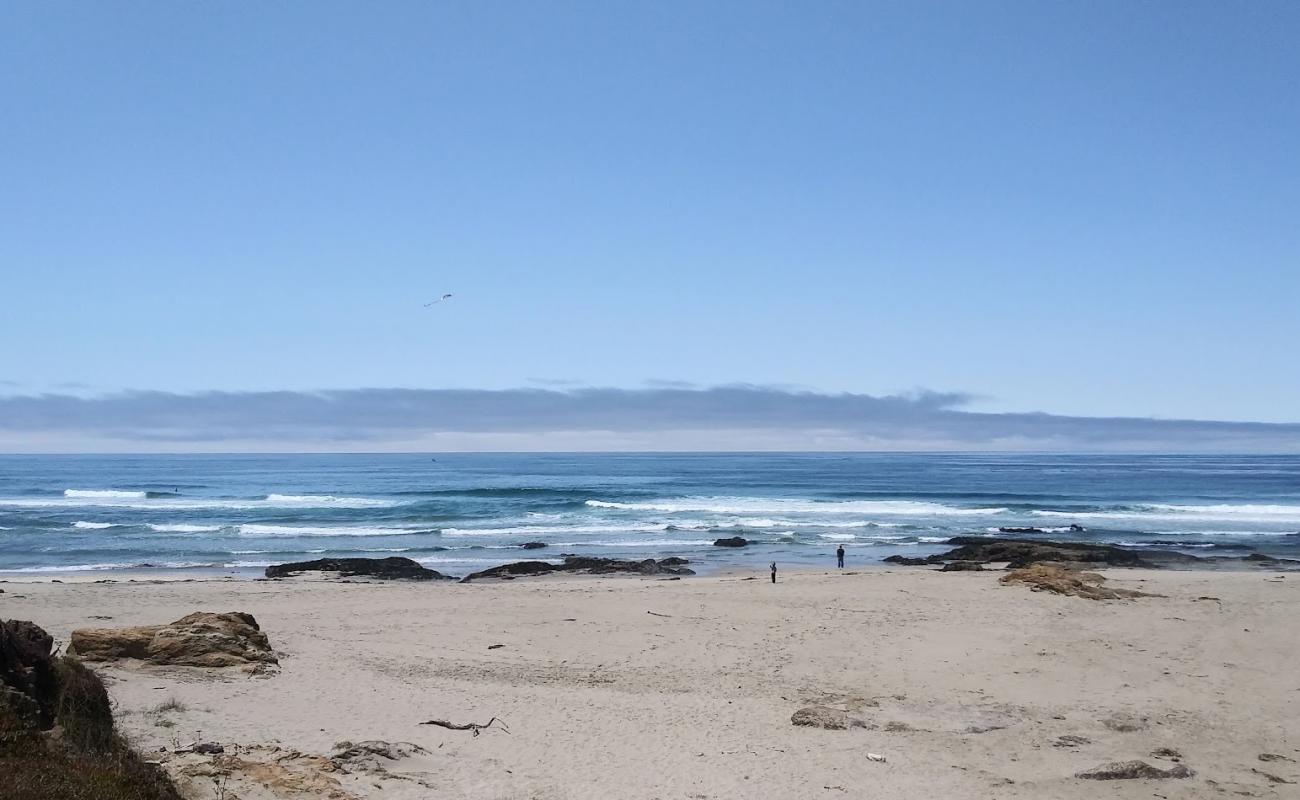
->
[1000,565,1154,600]
[461,556,695,582]
[938,537,1199,569]
[1076,760,1194,780]
[68,612,278,670]
[519,542,548,549]
[882,555,943,566]
[1,619,60,730]
[790,705,870,730]
[712,536,749,547]
[265,557,451,580]
[940,561,985,572]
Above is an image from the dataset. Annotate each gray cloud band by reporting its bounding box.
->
[0,387,1297,450]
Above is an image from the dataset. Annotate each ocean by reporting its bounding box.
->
[1,453,1298,577]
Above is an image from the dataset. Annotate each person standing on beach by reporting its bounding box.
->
[770,561,777,583]
[836,545,845,568]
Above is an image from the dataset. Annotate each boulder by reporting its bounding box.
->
[1076,760,1194,780]
[882,555,941,566]
[461,556,695,583]
[519,542,548,550]
[940,537,1200,569]
[713,537,749,548]
[1000,565,1154,600]
[941,561,985,572]
[265,557,450,580]
[790,705,869,730]
[68,612,278,669]
[998,527,1047,534]
[1,619,60,729]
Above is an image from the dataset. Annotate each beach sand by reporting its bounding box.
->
[2,567,1297,798]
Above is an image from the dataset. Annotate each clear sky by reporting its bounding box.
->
[2,2,1298,451]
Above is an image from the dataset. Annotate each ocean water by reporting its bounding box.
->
[1,453,1298,577]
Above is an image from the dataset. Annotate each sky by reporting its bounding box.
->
[1,2,1298,452]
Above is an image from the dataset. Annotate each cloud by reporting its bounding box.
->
[0,386,1297,453]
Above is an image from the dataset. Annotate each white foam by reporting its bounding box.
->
[818,533,857,540]
[1032,503,1300,525]
[238,524,422,537]
[72,521,114,530]
[65,489,146,499]
[441,524,672,537]
[586,497,1007,517]
[148,523,224,533]
[1,494,399,511]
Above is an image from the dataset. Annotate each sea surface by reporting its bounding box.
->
[1,453,1298,577]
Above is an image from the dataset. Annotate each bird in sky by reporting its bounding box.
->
[424,293,453,307]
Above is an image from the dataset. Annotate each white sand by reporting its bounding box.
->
[3,567,1298,798]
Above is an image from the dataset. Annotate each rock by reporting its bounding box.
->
[1076,760,1194,780]
[791,705,870,730]
[519,542,548,550]
[68,611,278,669]
[1,618,60,729]
[1150,747,1183,760]
[713,536,749,548]
[460,556,695,582]
[1259,753,1295,763]
[940,561,985,572]
[939,537,1198,569]
[882,555,941,566]
[1101,711,1151,732]
[1053,735,1091,748]
[1001,565,1155,600]
[330,740,430,772]
[265,557,451,580]
[999,527,1047,534]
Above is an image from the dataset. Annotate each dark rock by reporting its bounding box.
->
[1151,747,1183,760]
[998,527,1047,534]
[1,619,60,730]
[713,536,749,547]
[460,556,695,583]
[1076,760,1194,780]
[265,557,451,581]
[941,561,985,572]
[938,537,1199,569]
[191,742,224,755]
[882,555,943,566]
[519,542,548,550]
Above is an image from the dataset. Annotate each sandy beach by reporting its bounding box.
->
[3,566,1298,799]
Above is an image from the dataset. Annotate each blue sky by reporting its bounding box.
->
[1,2,1298,450]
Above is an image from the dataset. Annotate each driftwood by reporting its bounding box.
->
[420,717,510,736]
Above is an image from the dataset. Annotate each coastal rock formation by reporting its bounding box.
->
[68,611,278,669]
[1000,565,1153,600]
[938,537,1198,569]
[790,705,870,730]
[519,542,548,549]
[940,561,985,572]
[712,536,749,547]
[461,556,695,582]
[882,555,943,566]
[265,556,451,580]
[1075,760,1194,780]
[1,619,60,729]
